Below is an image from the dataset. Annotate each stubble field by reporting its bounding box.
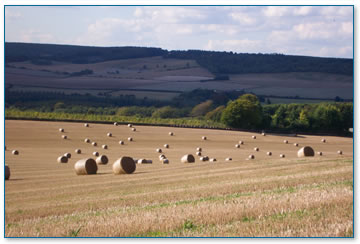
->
[4,120,353,237]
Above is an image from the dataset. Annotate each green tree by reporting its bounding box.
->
[221,94,262,129]
[205,105,225,122]
[190,100,213,117]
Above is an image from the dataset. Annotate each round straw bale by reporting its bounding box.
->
[128,124,133,127]
[75,149,81,154]
[114,122,118,126]
[235,144,240,148]
[297,146,315,157]
[284,140,288,144]
[74,158,97,175]
[262,132,266,136]
[128,137,133,142]
[248,155,255,159]
[169,132,174,136]
[252,136,256,139]
[137,159,147,164]
[202,136,207,140]
[62,135,67,139]
[294,143,299,147]
[64,153,71,159]
[280,154,285,158]
[5,165,10,180]
[338,150,343,155]
[159,154,166,159]
[318,152,323,156]
[196,151,202,156]
[164,144,169,149]
[119,140,124,145]
[92,142,97,147]
[12,150,19,155]
[254,147,259,151]
[57,156,68,163]
[204,156,209,161]
[209,158,217,162]
[84,123,89,127]
[102,144,108,149]
[226,157,232,161]
[239,141,244,145]
[59,128,64,132]
[156,148,162,153]
[96,155,109,165]
[132,128,136,132]
[93,151,99,157]
[146,159,153,164]
[196,147,202,152]
[84,138,90,143]
[113,157,136,174]
[321,138,326,143]
[267,152,272,156]
[181,154,195,163]
[162,158,170,164]
[107,133,112,137]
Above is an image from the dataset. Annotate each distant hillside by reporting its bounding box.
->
[5,42,353,76]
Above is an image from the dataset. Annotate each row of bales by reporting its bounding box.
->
[5,122,345,180]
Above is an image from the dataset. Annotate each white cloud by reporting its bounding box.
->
[263,7,290,17]
[293,23,334,40]
[205,39,262,53]
[230,12,257,26]
[341,22,353,35]
[20,29,55,43]
[5,9,21,20]
[294,6,312,16]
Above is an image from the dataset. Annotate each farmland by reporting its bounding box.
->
[4,120,353,237]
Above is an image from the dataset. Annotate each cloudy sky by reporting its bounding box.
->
[5,6,353,58]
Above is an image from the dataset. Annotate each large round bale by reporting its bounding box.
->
[284,140,288,144]
[113,157,136,174]
[169,132,174,136]
[297,146,315,157]
[62,135,67,139]
[92,142,97,147]
[267,152,272,156]
[239,141,244,145]
[12,150,19,155]
[338,150,343,155]
[74,158,97,175]
[248,155,255,159]
[114,122,118,126]
[93,151,99,157]
[64,153,71,159]
[209,158,217,162]
[202,136,207,140]
[102,145,108,149]
[196,151,202,156]
[164,144,169,149]
[156,148,162,153]
[128,124,133,128]
[146,159,153,164]
[294,143,299,147]
[96,155,109,165]
[119,141,124,145]
[280,154,285,158]
[132,128,136,132]
[318,152,323,156]
[254,147,259,152]
[252,136,256,139]
[181,154,195,163]
[137,159,147,164]
[84,123,89,127]
[128,137,133,142]
[161,158,170,164]
[226,157,232,161]
[75,149,81,154]
[107,133,112,137]
[5,165,10,180]
[235,144,240,148]
[321,138,326,143]
[57,156,68,163]
[196,147,202,152]
[199,157,206,161]
[59,128,64,132]
[262,132,266,136]
[84,138,90,143]
[159,154,166,160]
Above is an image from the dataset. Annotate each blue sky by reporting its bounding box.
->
[5,6,353,58]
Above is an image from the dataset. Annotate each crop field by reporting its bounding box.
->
[4,120,353,237]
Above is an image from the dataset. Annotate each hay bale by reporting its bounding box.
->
[107,133,112,137]
[169,132,174,136]
[280,154,285,158]
[93,151,99,157]
[297,146,315,157]
[59,128,64,132]
[146,159,153,164]
[202,136,207,140]
[102,145,108,149]
[156,148,162,153]
[96,155,109,165]
[262,132,266,136]
[74,158,97,175]
[92,142,97,147]
[12,150,19,155]
[248,155,255,159]
[161,158,170,164]
[164,144,169,149]
[267,152,272,156]
[252,136,256,139]
[209,158,217,162]
[196,147,202,152]
[318,152,323,156]
[128,137,133,142]
[57,156,68,163]
[338,150,343,155]
[294,143,299,147]
[196,151,202,156]
[75,149,81,154]
[114,122,118,126]
[235,144,240,148]
[64,153,71,159]
[181,154,195,163]
[84,123,89,127]
[113,157,136,174]
[321,138,326,143]
[84,138,90,143]
[5,165,10,180]
[239,141,244,145]
[62,135,67,139]
[128,124,133,128]
[119,140,124,145]
[132,128,136,132]
[159,154,166,159]
[284,140,288,144]
[226,157,232,161]
[137,159,147,164]
[254,147,259,151]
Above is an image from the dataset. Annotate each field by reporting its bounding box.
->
[4,120,353,237]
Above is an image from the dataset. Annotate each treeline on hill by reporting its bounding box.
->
[5,90,352,135]
[5,42,353,76]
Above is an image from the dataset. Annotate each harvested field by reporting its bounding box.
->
[4,120,353,237]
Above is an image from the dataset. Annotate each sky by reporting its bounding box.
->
[5,6,353,58]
